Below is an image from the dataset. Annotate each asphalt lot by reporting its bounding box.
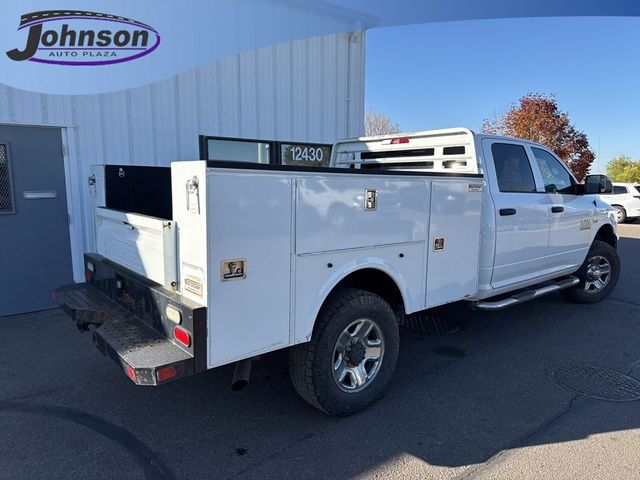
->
[2,226,640,480]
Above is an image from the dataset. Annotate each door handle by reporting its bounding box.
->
[551,206,564,213]
[499,208,517,216]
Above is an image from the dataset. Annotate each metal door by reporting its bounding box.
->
[528,145,593,272]
[0,125,73,316]
[481,138,550,289]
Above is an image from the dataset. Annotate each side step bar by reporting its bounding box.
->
[473,276,580,311]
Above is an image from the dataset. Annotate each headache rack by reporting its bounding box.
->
[331,127,479,174]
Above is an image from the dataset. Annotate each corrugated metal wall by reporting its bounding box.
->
[0,31,365,280]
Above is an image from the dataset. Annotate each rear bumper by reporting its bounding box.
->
[94,305,193,385]
[53,254,206,385]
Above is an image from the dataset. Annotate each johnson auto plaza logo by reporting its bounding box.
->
[6,10,160,66]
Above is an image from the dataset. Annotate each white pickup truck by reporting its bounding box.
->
[54,128,620,416]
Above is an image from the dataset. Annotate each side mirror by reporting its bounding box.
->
[584,174,613,194]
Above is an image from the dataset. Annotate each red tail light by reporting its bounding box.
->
[126,365,136,381]
[390,137,409,144]
[85,261,95,282]
[174,326,191,347]
[156,366,177,382]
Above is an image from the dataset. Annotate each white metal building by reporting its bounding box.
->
[0,31,365,315]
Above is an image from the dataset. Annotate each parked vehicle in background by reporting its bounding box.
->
[600,183,640,223]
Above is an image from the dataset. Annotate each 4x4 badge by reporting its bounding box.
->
[580,219,593,230]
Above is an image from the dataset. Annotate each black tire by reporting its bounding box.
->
[289,288,399,416]
[561,240,620,304]
[613,205,627,223]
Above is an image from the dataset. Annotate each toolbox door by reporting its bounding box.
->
[207,171,293,367]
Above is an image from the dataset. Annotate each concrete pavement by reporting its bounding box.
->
[1,227,639,479]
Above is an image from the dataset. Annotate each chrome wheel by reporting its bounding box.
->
[332,318,384,393]
[584,255,611,293]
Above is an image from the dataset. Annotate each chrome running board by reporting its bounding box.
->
[473,276,580,311]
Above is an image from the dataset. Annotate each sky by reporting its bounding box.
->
[365,16,640,173]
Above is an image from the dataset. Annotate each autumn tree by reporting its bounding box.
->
[607,155,640,182]
[482,94,595,181]
[365,108,401,136]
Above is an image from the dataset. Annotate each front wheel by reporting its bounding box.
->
[562,240,620,304]
[289,288,399,416]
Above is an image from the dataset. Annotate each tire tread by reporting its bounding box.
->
[562,240,620,304]
[289,288,398,416]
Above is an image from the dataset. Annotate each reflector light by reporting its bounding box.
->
[156,366,177,382]
[390,137,409,144]
[85,271,93,282]
[126,365,136,381]
[165,305,182,324]
[174,326,191,347]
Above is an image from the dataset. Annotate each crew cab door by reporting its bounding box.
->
[529,146,592,271]
[482,139,550,289]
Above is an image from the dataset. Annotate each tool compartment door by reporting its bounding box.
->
[295,175,429,254]
[425,179,483,307]
[207,171,293,367]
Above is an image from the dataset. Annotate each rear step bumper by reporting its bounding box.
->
[473,276,580,311]
[54,281,199,385]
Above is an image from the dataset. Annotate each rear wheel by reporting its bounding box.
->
[613,205,627,223]
[289,288,399,416]
[562,240,620,304]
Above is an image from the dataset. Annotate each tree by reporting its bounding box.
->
[606,155,640,182]
[364,108,401,136]
[482,93,595,181]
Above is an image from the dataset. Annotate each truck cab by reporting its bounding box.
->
[476,134,616,297]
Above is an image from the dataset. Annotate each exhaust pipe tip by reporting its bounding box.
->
[231,379,249,392]
[231,358,252,392]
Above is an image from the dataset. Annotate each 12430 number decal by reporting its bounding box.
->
[291,146,324,162]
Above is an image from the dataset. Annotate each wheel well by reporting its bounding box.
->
[327,268,405,322]
[594,224,617,249]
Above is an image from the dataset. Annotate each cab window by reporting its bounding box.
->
[491,143,537,193]
[612,185,628,195]
[531,147,574,194]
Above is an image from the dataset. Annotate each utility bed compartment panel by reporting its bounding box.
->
[95,207,177,288]
[425,179,483,307]
[295,176,430,255]
[207,171,293,367]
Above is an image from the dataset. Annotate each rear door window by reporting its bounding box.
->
[613,186,628,195]
[491,143,537,193]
